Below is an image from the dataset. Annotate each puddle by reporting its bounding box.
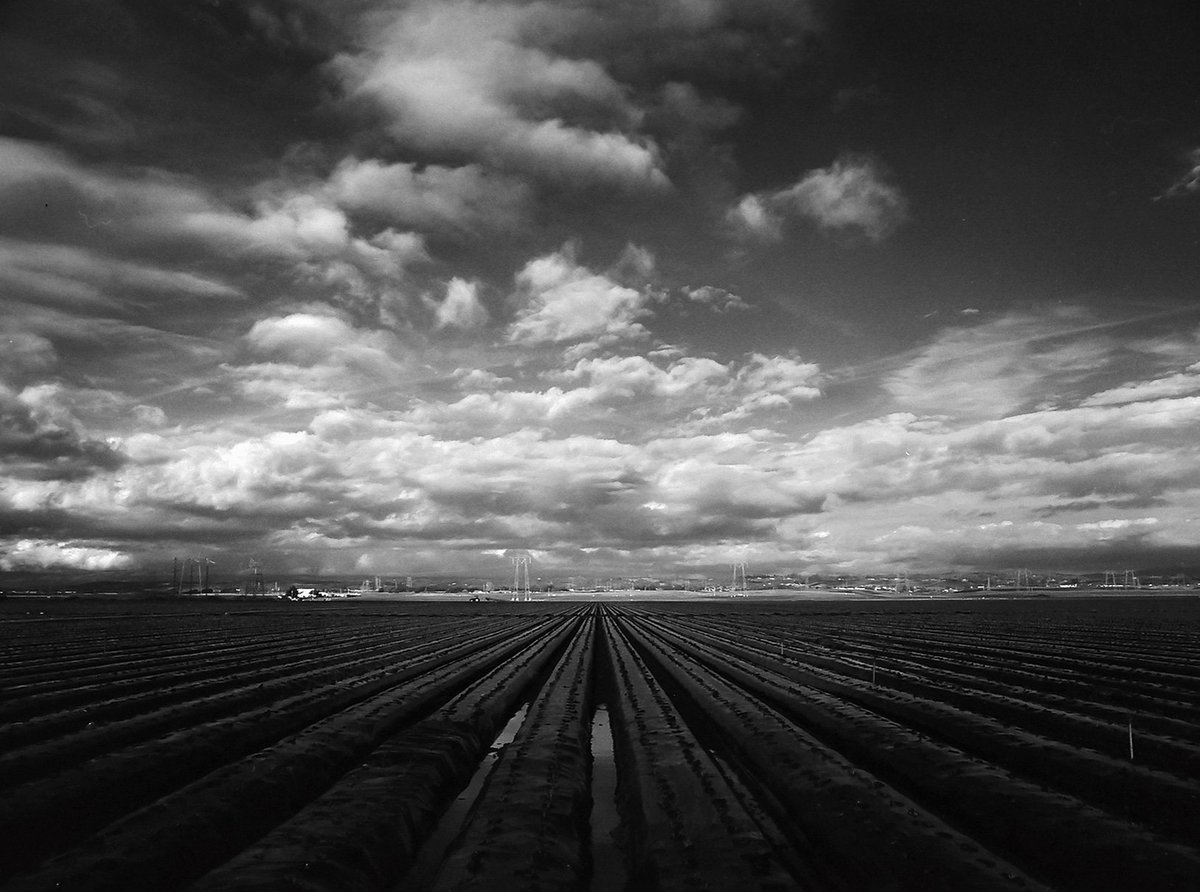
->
[589,704,626,892]
[397,702,530,891]
[488,702,530,752]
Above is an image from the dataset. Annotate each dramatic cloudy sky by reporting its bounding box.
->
[3,0,1199,581]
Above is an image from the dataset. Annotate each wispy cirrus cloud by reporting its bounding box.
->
[883,310,1112,419]
[0,238,243,312]
[1160,147,1200,199]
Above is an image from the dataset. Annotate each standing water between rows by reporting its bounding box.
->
[589,703,626,892]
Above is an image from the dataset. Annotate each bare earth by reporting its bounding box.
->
[1,595,1198,891]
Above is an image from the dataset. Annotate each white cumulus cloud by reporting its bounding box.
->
[328,157,529,232]
[435,278,490,330]
[245,313,359,363]
[508,246,652,346]
[729,154,907,243]
[332,0,669,190]
[0,539,132,571]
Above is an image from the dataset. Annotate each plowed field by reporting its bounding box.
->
[2,596,1198,891]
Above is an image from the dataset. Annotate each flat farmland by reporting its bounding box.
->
[1,596,1199,891]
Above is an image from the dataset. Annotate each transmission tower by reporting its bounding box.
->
[205,558,218,592]
[511,554,532,601]
[247,559,266,596]
[179,557,198,594]
[731,560,748,596]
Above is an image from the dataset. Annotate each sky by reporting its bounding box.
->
[2,0,1200,583]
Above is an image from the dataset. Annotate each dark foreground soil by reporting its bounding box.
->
[1,595,1198,891]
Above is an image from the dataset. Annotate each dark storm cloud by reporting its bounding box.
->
[0,506,79,538]
[0,503,260,544]
[1035,460,1200,503]
[1035,495,1170,517]
[0,0,335,169]
[932,541,1200,578]
[551,0,821,87]
[420,481,625,522]
[0,395,127,480]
